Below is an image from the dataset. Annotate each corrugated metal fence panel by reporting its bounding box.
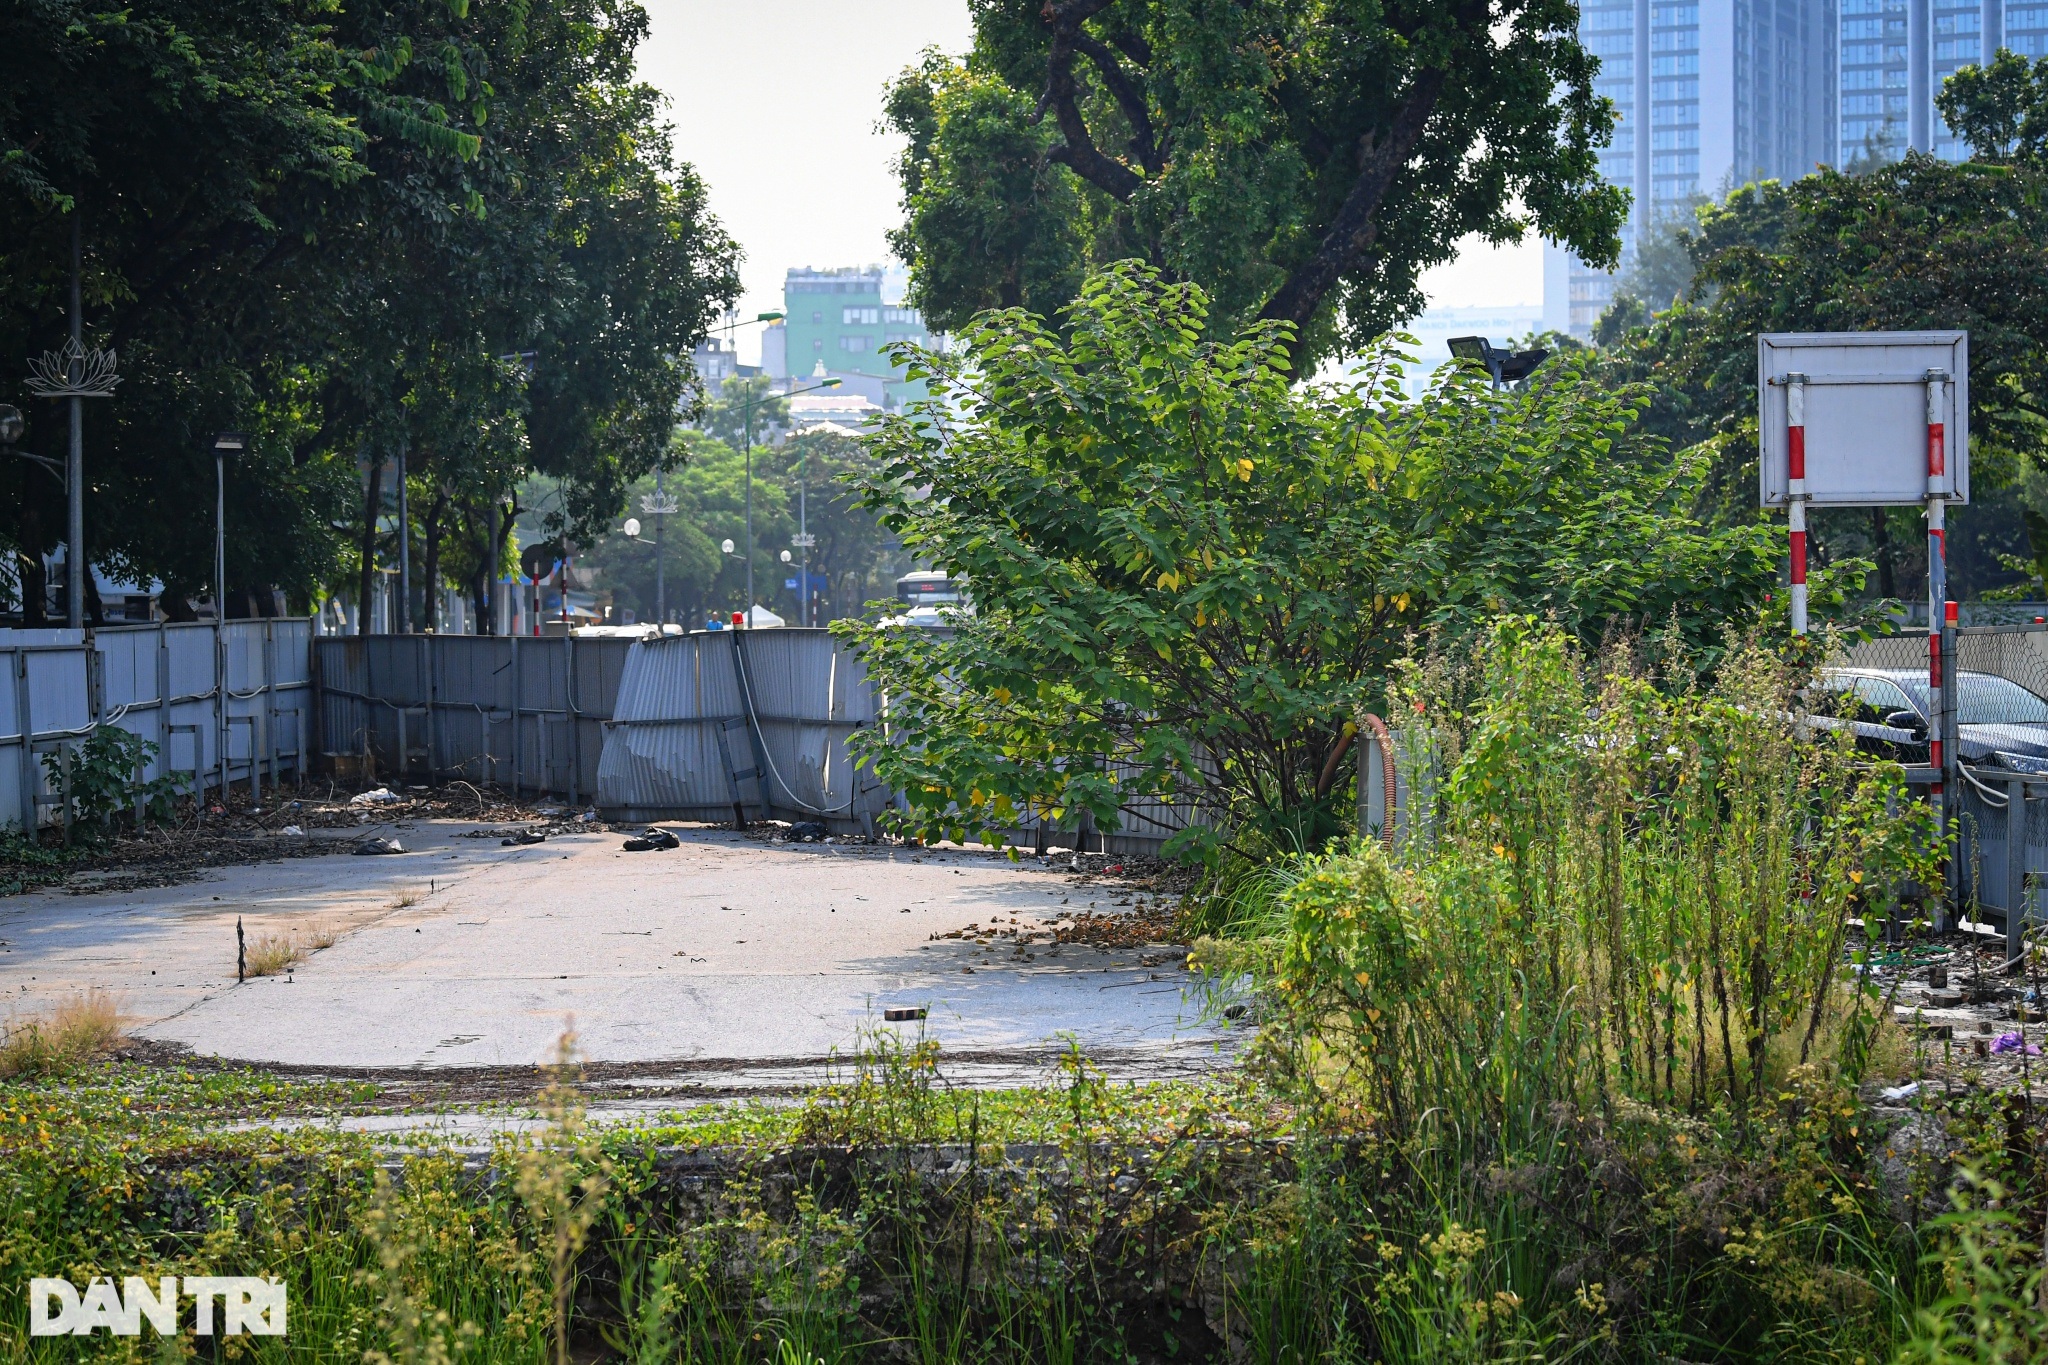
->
[310,634,630,803]
[0,621,314,831]
[597,629,896,832]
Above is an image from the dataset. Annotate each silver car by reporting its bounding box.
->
[1815,667,2048,772]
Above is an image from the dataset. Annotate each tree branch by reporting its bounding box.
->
[1258,65,1448,329]
[1036,0,1143,201]
[1071,30,1159,174]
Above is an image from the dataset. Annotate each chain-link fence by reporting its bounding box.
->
[1844,626,2048,938]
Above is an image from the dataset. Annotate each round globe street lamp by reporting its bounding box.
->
[0,406,63,489]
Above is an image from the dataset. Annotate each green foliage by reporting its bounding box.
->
[40,726,177,837]
[1187,621,1953,1360]
[1595,59,2048,589]
[1937,48,2048,161]
[838,263,1776,858]
[0,0,739,622]
[1897,1176,2048,1364]
[886,0,1628,366]
[1244,621,1937,1135]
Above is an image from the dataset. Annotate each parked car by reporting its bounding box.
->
[1812,667,2048,771]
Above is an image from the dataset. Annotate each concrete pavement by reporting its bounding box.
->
[0,822,1223,1076]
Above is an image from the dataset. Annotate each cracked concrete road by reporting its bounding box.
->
[0,822,1227,1078]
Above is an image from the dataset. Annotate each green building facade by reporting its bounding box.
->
[782,266,931,407]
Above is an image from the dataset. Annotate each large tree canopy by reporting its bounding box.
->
[0,0,739,623]
[840,264,1774,858]
[885,0,1627,364]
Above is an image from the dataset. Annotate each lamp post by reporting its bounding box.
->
[1446,336,1550,391]
[728,377,838,616]
[23,214,121,628]
[639,471,679,623]
[395,442,411,634]
[212,432,248,808]
[789,438,820,625]
[65,219,83,629]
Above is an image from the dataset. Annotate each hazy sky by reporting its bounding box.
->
[640,1,1541,362]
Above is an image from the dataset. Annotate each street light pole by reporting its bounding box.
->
[799,443,810,626]
[743,401,754,614]
[396,442,411,634]
[212,433,246,811]
[66,217,83,629]
[655,468,666,623]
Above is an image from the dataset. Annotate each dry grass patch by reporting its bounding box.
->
[243,932,304,977]
[243,923,341,977]
[0,989,123,1079]
[391,889,423,910]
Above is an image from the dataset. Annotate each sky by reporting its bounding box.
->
[640,1,1543,363]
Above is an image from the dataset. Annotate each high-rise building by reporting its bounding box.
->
[1548,0,2036,336]
[1547,0,1836,337]
[781,266,933,407]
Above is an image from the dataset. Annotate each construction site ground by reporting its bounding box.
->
[0,790,1231,1125]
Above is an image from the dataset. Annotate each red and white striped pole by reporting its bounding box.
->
[1926,370,1947,793]
[1926,371,1950,928]
[1786,373,1809,634]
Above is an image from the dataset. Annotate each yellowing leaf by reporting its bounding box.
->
[1235,458,1255,481]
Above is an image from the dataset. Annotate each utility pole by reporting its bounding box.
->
[743,402,755,614]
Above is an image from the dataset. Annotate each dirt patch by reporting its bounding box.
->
[0,781,617,899]
[1882,929,2048,1092]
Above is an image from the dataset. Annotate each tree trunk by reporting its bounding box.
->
[358,458,384,633]
[423,489,448,633]
[1870,507,1897,599]
[17,550,46,626]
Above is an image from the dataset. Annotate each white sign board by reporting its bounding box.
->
[1757,331,1968,507]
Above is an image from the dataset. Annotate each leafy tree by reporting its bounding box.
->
[0,0,738,625]
[885,0,1628,366]
[838,264,1774,858]
[1594,157,2048,597]
[1937,48,2048,160]
[566,431,792,629]
[699,375,788,454]
[1583,54,2048,602]
[768,427,909,624]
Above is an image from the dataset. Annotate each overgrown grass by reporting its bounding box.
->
[242,932,302,976]
[3,621,2044,1360]
[1178,620,2028,1361]
[0,990,122,1080]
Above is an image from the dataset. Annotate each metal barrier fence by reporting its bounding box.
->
[0,620,312,832]
[1845,627,2048,939]
[595,628,1200,851]
[596,627,893,833]
[313,634,636,803]
[308,627,1203,852]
